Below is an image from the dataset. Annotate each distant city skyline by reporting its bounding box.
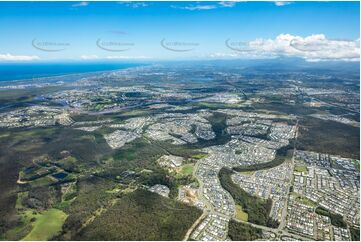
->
[0,1,359,62]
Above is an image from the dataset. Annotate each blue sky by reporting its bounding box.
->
[0,1,359,62]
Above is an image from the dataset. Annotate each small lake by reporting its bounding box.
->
[52,172,68,180]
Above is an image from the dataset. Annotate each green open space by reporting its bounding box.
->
[295,196,317,207]
[3,208,67,241]
[29,176,56,187]
[191,153,208,159]
[239,171,255,176]
[22,208,68,241]
[294,165,308,173]
[178,163,194,176]
[235,205,249,222]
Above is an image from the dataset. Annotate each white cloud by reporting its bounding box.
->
[0,53,40,61]
[173,4,217,11]
[72,2,89,8]
[274,1,292,7]
[209,52,240,58]
[118,1,149,8]
[218,1,237,8]
[106,55,151,59]
[80,55,151,60]
[80,55,99,60]
[221,34,360,61]
[171,1,239,11]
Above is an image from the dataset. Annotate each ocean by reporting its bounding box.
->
[0,62,141,83]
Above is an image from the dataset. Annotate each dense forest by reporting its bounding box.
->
[227,219,263,241]
[297,117,360,159]
[350,227,360,241]
[315,206,347,228]
[73,189,202,240]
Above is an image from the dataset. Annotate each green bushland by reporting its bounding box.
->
[54,156,80,173]
[97,137,199,198]
[315,206,347,228]
[218,168,278,228]
[1,210,33,240]
[233,144,292,172]
[74,189,202,240]
[0,123,114,231]
[20,165,56,181]
[22,186,60,210]
[139,168,196,199]
[297,117,359,159]
[227,219,263,241]
[112,138,199,167]
[193,101,242,109]
[235,149,243,155]
[186,112,231,149]
[11,127,112,164]
[253,102,318,116]
[60,176,117,239]
[350,227,360,241]
[0,86,68,109]
[352,159,360,171]
[112,138,163,165]
[55,183,77,211]
[15,192,28,209]
[155,140,201,158]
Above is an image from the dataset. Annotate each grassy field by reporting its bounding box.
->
[352,159,360,171]
[239,171,255,176]
[191,153,208,159]
[294,165,308,173]
[29,176,56,187]
[22,208,68,241]
[3,208,67,241]
[295,196,317,207]
[178,164,194,176]
[235,205,248,222]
